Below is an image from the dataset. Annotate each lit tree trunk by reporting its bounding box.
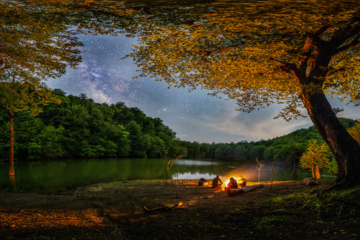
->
[9,175,16,190]
[315,166,321,179]
[311,166,315,178]
[311,159,315,178]
[9,109,15,177]
[300,90,360,187]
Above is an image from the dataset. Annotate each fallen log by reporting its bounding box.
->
[227,184,264,197]
[142,202,183,213]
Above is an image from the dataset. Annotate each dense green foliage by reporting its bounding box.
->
[0,89,186,160]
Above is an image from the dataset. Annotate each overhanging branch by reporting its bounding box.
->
[271,58,304,84]
[298,26,331,75]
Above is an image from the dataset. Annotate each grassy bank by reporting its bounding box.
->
[1,179,360,240]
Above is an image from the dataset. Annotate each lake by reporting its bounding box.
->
[0,158,309,193]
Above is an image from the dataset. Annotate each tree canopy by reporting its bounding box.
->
[0,1,83,83]
[127,0,360,119]
[5,1,359,117]
[0,1,86,177]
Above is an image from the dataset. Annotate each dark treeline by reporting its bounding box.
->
[180,118,356,167]
[0,89,357,165]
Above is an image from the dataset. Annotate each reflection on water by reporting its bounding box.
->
[175,160,218,166]
[0,159,312,193]
[174,173,216,180]
[0,158,236,193]
[0,158,171,193]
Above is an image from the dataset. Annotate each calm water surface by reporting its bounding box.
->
[0,158,306,193]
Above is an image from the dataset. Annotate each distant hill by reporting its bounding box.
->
[265,118,357,149]
[179,118,358,164]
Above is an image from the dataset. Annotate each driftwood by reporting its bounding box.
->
[227,184,264,196]
[142,202,183,213]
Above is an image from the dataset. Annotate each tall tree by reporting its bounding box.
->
[0,1,82,178]
[123,0,360,188]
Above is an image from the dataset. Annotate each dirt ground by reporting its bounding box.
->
[1,179,360,240]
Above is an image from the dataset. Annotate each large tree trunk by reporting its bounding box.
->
[300,90,360,188]
[9,110,15,177]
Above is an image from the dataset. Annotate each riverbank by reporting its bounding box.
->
[1,179,359,240]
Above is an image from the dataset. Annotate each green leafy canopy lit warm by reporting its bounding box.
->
[299,140,331,171]
[129,0,360,120]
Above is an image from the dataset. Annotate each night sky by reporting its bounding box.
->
[46,34,359,143]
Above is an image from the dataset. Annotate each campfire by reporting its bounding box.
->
[220,176,265,196]
[221,176,247,191]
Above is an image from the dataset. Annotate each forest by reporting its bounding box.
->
[0,89,185,160]
[1,88,357,171]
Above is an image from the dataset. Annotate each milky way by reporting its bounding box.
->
[46,34,359,143]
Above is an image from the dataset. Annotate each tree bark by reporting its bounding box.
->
[9,110,15,177]
[315,165,321,179]
[311,166,315,179]
[300,90,360,188]
[9,175,16,190]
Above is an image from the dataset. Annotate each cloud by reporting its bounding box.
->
[182,102,312,142]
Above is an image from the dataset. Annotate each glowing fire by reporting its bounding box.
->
[221,176,246,191]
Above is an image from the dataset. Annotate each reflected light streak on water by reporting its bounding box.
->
[175,160,218,166]
[174,173,216,180]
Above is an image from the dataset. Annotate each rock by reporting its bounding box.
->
[198,178,208,186]
[303,177,318,186]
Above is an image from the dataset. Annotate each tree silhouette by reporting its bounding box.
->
[0,1,82,178]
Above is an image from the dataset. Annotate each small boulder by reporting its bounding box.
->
[303,177,318,186]
[198,178,208,186]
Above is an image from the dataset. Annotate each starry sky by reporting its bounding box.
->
[46,34,359,143]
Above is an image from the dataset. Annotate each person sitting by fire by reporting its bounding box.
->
[226,177,239,190]
[212,175,223,188]
[238,176,247,187]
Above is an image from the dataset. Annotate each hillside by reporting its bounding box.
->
[0,89,187,161]
[180,118,358,165]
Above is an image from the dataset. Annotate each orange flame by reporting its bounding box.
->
[221,176,246,191]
